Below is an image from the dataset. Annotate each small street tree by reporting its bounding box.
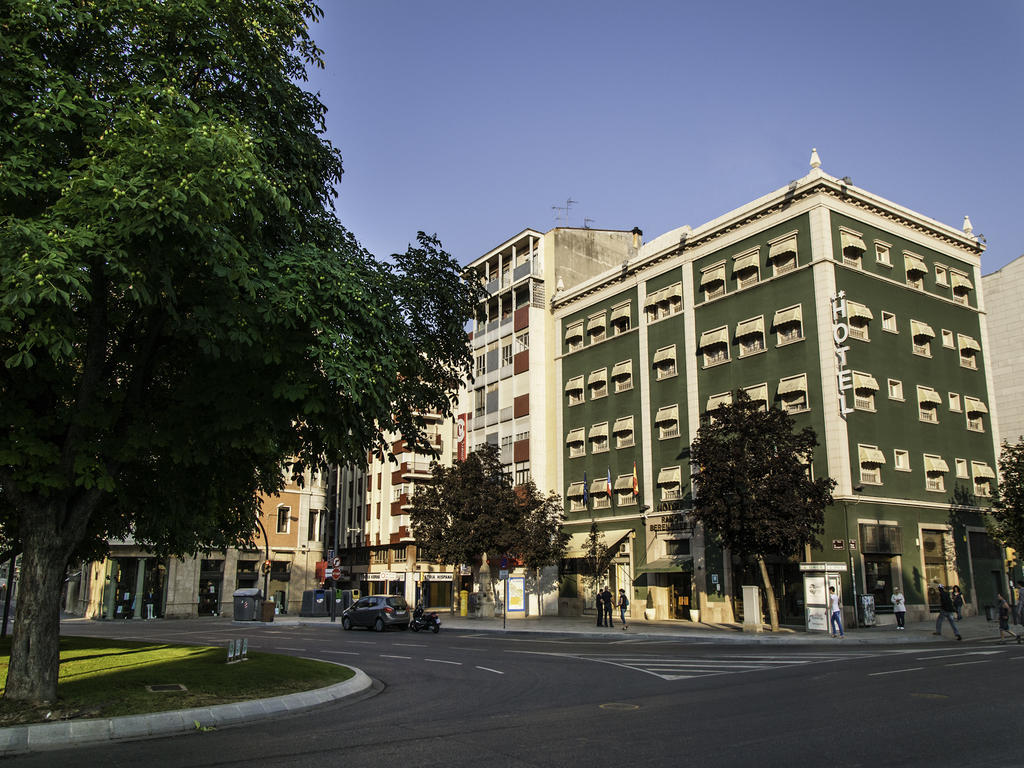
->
[409,445,567,605]
[0,0,478,705]
[689,390,836,630]
[578,521,615,597]
[988,439,1024,570]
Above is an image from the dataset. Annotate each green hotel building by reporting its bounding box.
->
[553,152,1002,626]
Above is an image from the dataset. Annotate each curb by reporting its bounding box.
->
[0,666,372,757]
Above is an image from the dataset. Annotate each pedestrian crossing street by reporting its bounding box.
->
[572,651,876,681]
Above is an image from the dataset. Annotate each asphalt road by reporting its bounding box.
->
[12,620,1024,767]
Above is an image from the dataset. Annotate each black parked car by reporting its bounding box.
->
[341,595,409,632]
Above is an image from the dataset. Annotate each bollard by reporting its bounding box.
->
[240,638,248,659]
[227,639,236,662]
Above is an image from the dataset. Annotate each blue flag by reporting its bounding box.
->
[583,470,589,506]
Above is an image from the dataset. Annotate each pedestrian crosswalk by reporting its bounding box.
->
[573,652,867,681]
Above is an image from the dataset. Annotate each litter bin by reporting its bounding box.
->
[261,600,275,622]
[300,589,331,617]
[232,588,262,621]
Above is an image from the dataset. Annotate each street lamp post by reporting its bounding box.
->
[255,517,271,604]
[843,486,863,628]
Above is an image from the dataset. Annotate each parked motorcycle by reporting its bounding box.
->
[409,605,441,633]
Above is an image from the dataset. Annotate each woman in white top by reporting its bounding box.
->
[892,586,907,630]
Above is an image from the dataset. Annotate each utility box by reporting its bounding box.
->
[232,588,262,621]
[742,585,762,633]
[299,589,330,617]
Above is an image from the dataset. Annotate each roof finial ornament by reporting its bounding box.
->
[963,215,974,236]
[810,147,821,170]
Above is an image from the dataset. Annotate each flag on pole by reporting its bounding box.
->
[583,470,589,506]
[632,461,639,496]
[606,467,613,497]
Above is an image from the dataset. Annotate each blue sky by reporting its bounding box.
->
[305,1,1024,274]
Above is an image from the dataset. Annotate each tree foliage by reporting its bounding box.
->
[0,0,478,703]
[578,521,614,595]
[409,445,568,582]
[689,391,836,628]
[989,439,1024,565]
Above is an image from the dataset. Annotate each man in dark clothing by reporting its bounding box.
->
[933,583,962,640]
[596,587,606,627]
[601,586,614,628]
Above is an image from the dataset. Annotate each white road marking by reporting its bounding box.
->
[869,667,924,676]
[394,643,427,648]
[915,650,1002,660]
[425,658,462,665]
[476,666,504,675]
[324,650,360,656]
[276,647,306,651]
[946,660,990,667]
[380,654,411,659]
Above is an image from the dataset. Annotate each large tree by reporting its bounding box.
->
[0,0,478,704]
[988,438,1024,568]
[689,390,835,630]
[409,444,567,604]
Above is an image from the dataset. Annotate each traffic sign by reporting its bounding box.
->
[332,557,341,568]
[331,567,341,580]
[499,569,509,580]
[500,556,508,570]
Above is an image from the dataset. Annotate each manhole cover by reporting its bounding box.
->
[600,703,640,711]
[146,684,188,693]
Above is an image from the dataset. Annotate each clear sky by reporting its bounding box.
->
[305,1,1024,274]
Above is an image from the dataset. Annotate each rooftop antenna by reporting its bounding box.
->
[551,197,577,226]
[584,217,595,229]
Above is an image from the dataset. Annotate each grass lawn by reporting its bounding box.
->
[0,636,353,726]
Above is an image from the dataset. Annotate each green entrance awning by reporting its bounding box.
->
[638,556,693,573]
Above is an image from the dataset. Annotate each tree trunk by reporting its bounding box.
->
[4,528,69,704]
[757,556,780,632]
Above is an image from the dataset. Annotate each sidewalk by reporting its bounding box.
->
[281,609,1007,646]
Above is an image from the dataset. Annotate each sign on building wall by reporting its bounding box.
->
[457,414,468,461]
[831,291,853,419]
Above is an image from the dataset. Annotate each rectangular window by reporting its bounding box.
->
[966,411,984,432]
[392,545,408,563]
[658,466,683,501]
[917,386,940,423]
[858,444,885,485]
[610,302,631,336]
[894,449,910,471]
[769,233,798,276]
[515,331,529,352]
[588,368,608,400]
[888,379,904,400]
[941,329,954,348]
[905,252,926,289]
[736,315,766,358]
[307,508,323,542]
[565,322,584,353]
[700,265,727,301]
[854,389,875,411]
[565,376,584,407]
[613,416,635,449]
[501,343,513,367]
[935,265,949,286]
[955,458,969,478]
[589,423,609,454]
[924,455,947,492]
[773,305,804,345]
[875,243,891,266]
[611,360,633,393]
[778,374,809,413]
[653,345,678,380]
[881,311,897,334]
[277,505,291,534]
[656,405,680,440]
[911,320,934,357]
[586,312,606,344]
[515,461,531,486]
[475,352,486,376]
[958,335,979,370]
[948,393,961,412]
[951,271,973,305]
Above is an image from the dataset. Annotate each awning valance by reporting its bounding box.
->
[638,556,693,574]
[853,372,879,391]
[972,463,995,479]
[700,264,726,287]
[917,386,942,405]
[768,234,798,259]
[655,405,679,424]
[586,315,606,333]
[565,323,584,342]
[846,301,873,320]
[643,289,663,308]
[733,250,760,273]
[566,482,585,498]
[778,375,807,395]
[958,335,980,352]
[565,428,585,445]
[699,327,730,349]
[706,392,732,411]
[587,369,607,386]
[652,345,676,365]
[951,273,974,291]
[840,231,867,251]
[612,416,634,434]
[657,466,682,485]
[745,384,769,403]
[665,282,683,301]
[564,375,584,393]
[588,423,608,439]
[613,475,634,491]
[858,445,886,465]
[609,303,631,323]
[611,360,632,379]
[736,316,765,338]
[924,456,949,473]
[564,528,631,558]
[910,320,935,338]
[773,305,803,327]
[904,252,927,274]
[964,396,988,414]
[590,479,608,495]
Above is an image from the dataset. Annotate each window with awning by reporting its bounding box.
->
[566,482,585,498]
[904,252,927,274]
[587,369,608,387]
[613,475,634,491]
[586,313,606,335]
[733,249,760,273]
[652,345,676,365]
[564,376,584,393]
[853,372,879,391]
[706,392,732,411]
[923,455,949,473]
[957,334,980,352]
[840,230,867,251]
[665,282,683,301]
[610,302,631,323]
[964,396,988,414]
[612,416,634,434]
[847,301,873,320]
[910,320,935,338]
[611,360,632,379]
[698,326,730,349]
[858,445,886,465]
[657,466,682,485]
[971,462,995,479]
[951,272,973,291]
[778,374,807,395]
[917,386,942,405]
[736,315,765,338]
[643,288,664,308]
[768,234,798,259]
[565,428,585,445]
[655,404,679,424]
[773,304,803,327]
[565,322,584,342]
[700,264,726,288]
[589,479,608,496]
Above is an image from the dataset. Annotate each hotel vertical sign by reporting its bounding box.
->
[831,291,854,419]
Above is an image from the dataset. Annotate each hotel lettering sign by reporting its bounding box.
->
[831,290,854,419]
[650,514,693,533]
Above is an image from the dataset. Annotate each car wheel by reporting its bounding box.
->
[374,617,384,632]
[342,616,352,630]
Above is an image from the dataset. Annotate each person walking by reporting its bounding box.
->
[996,594,1021,644]
[828,586,844,638]
[951,585,965,621]
[595,587,606,627]
[1016,581,1024,627]
[933,583,962,640]
[891,586,907,630]
[601,586,614,628]
[618,588,629,629]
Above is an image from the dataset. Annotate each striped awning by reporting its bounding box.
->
[613,474,634,491]
[917,386,942,405]
[644,288,666,308]
[565,428,585,445]
[745,384,769,403]
[951,273,973,291]
[566,482,585,498]
[587,369,607,386]
[905,252,927,274]
[706,392,733,411]
[778,375,807,395]
[612,416,634,434]
[655,404,679,424]
[699,327,730,349]
[665,282,683,301]
[972,463,995,479]
[565,323,584,342]
[700,264,726,287]
[858,445,886,465]
[733,250,760,273]
[586,315,606,333]
[958,334,980,352]
[652,345,676,365]
[736,315,765,338]
[564,375,584,393]
[773,305,803,327]
[924,456,949,473]
[611,360,632,379]
[657,466,682,485]
[590,479,608,495]
[910,320,935,338]
[768,234,798,259]
[963,396,988,414]
[853,372,879,391]
[840,231,867,251]
[610,303,631,322]
[846,301,873,320]
[588,423,608,439]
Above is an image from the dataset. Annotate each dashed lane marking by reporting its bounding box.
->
[380,654,411,660]
[276,647,306,651]
[476,666,504,675]
[869,667,925,676]
[324,650,360,656]
[424,659,462,665]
